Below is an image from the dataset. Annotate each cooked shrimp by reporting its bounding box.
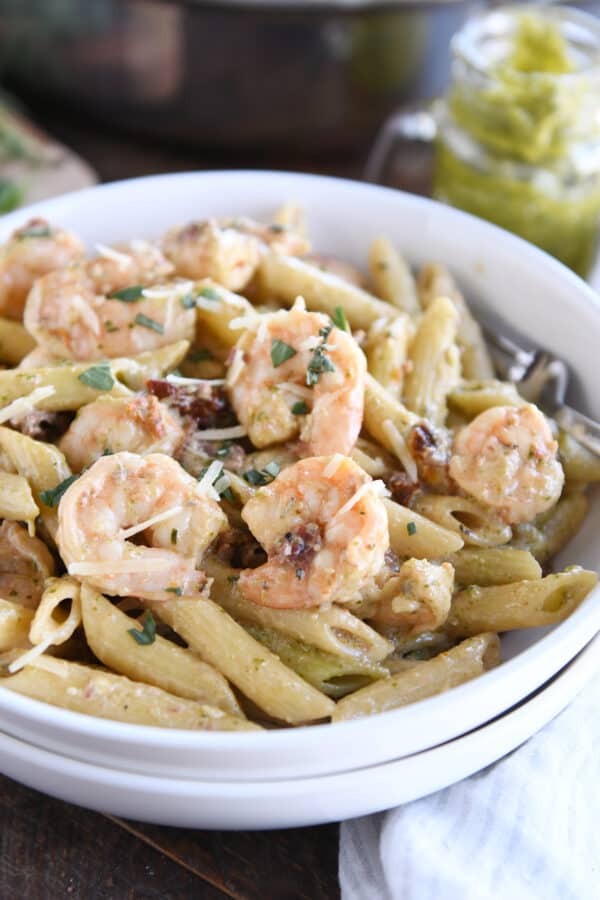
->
[59,395,185,471]
[227,301,366,456]
[162,217,309,291]
[238,455,389,609]
[24,256,195,361]
[57,452,228,601]
[0,218,85,320]
[0,520,56,608]
[449,404,564,524]
[370,559,454,636]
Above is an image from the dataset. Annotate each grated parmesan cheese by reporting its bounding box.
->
[226,349,245,386]
[95,243,132,266]
[323,453,346,479]
[382,419,418,483]
[0,385,56,425]
[275,382,314,401]
[141,280,194,301]
[120,505,183,540]
[8,635,55,674]
[292,296,306,312]
[165,374,225,386]
[229,314,260,331]
[195,425,247,440]
[334,479,390,519]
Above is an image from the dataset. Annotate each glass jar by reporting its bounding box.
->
[366,4,600,278]
[432,4,600,277]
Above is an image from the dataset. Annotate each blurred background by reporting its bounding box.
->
[0,1,599,274]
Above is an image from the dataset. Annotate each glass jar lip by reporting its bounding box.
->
[452,3,600,82]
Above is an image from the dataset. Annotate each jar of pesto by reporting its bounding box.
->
[366,5,600,278]
[434,4,600,277]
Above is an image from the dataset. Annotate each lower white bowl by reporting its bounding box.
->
[0,171,599,781]
[1,634,597,829]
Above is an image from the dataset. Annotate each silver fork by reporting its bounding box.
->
[482,327,600,457]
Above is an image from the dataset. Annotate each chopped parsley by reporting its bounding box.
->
[134,313,164,334]
[39,474,79,507]
[333,306,350,333]
[180,291,196,309]
[78,364,115,391]
[227,574,240,584]
[128,611,157,645]
[17,223,52,240]
[109,285,144,302]
[291,400,309,416]
[406,521,417,536]
[306,343,335,386]
[198,286,221,301]
[243,460,280,486]
[188,348,214,362]
[269,223,285,233]
[170,528,178,545]
[271,339,297,368]
[165,587,183,596]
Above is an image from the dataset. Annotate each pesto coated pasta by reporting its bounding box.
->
[0,209,596,730]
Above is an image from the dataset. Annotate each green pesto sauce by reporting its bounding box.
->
[434,13,600,276]
[448,14,579,164]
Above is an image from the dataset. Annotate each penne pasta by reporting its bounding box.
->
[0,317,36,366]
[245,623,388,699]
[2,655,259,731]
[558,430,600,483]
[447,568,598,636]
[259,252,395,329]
[0,598,33,652]
[205,556,393,663]
[447,547,542,586]
[511,491,589,565]
[384,498,464,557]
[193,279,257,347]
[448,379,524,417]
[80,586,242,715]
[148,595,335,724]
[0,471,39,533]
[364,313,415,400]
[368,237,420,314]
[417,263,494,380]
[332,633,500,721]
[403,296,460,425]
[412,494,512,548]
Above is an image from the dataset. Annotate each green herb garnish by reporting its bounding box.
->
[269,223,285,233]
[188,348,214,362]
[306,345,335,386]
[216,442,232,459]
[170,528,178,545]
[39,474,79,508]
[78,364,115,391]
[180,292,196,309]
[243,461,280,486]
[271,339,297,368]
[291,400,308,416]
[227,574,240,584]
[128,611,157,645]
[165,587,183,596]
[0,178,23,214]
[17,223,52,240]
[134,313,164,334]
[407,521,417,536]
[109,285,144,302]
[198,286,221,301]
[333,306,350,333]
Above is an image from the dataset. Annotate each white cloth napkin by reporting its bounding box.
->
[339,670,600,900]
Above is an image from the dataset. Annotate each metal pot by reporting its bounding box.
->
[0,0,485,154]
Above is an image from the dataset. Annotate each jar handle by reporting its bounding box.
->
[364,104,437,184]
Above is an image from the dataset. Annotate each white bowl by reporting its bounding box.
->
[0,171,599,782]
[1,633,597,829]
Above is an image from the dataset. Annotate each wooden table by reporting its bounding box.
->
[0,103,430,897]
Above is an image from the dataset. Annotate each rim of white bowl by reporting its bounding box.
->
[0,169,598,753]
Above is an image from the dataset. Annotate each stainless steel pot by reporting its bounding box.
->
[0,0,485,154]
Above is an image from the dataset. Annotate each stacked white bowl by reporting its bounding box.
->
[0,172,598,828]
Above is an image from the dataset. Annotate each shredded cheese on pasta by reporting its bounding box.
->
[334,479,390,520]
[195,425,247,440]
[95,243,132,266]
[227,349,246,386]
[0,385,56,424]
[120,505,183,540]
[323,454,346,478]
